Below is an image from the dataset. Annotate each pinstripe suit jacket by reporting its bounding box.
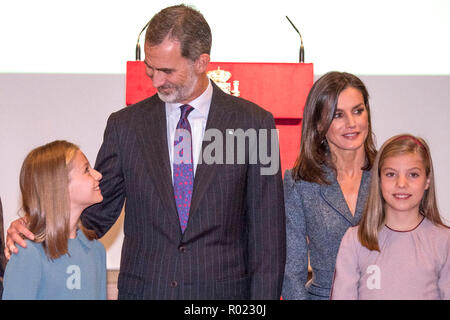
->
[81,82,286,300]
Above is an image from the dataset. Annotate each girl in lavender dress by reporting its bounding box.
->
[331,134,450,300]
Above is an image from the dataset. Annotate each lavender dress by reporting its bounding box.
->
[332,217,450,300]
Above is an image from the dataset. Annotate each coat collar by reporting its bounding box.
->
[320,165,371,225]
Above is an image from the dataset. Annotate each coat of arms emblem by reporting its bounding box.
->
[207,67,240,97]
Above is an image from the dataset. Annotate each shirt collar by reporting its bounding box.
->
[166,79,213,117]
[72,228,96,250]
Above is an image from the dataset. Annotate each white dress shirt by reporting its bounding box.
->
[166,80,213,181]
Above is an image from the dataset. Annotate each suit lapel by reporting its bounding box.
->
[320,166,369,225]
[136,85,236,233]
[188,84,233,221]
[354,169,371,220]
[137,97,180,228]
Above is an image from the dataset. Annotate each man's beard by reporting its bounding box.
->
[157,69,198,103]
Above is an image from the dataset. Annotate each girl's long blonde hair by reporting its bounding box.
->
[20,140,96,259]
[358,134,446,251]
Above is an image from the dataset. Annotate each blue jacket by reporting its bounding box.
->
[281,167,371,299]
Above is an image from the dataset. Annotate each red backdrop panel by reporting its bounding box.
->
[125,61,313,174]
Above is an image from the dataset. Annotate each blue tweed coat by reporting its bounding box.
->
[281,166,371,299]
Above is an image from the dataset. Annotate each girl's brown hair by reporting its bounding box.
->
[291,71,377,184]
[358,134,446,251]
[20,140,96,259]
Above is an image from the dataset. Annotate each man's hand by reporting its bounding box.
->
[4,217,34,260]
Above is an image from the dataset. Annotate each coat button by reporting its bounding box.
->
[171,281,178,288]
[178,245,186,253]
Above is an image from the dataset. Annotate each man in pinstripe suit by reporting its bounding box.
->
[6,4,285,300]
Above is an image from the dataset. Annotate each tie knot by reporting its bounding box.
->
[180,104,194,120]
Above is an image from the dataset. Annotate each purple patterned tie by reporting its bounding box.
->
[173,104,194,233]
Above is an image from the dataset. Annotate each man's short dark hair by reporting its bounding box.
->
[145,4,212,61]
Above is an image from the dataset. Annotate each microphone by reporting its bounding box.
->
[285,16,305,63]
[135,21,150,61]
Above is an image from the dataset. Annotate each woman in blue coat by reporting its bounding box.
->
[282,72,377,299]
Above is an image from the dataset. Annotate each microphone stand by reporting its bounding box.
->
[135,21,150,61]
[286,16,304,63]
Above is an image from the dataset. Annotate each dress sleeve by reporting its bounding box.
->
[437,230,450,300]
[2,242,42,299]
[330,227,361,300]
[281,171,309,300]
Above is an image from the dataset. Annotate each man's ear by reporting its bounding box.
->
[195,53,210,73]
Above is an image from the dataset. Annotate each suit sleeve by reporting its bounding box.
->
[246,112,286,299]
[330,227,360,300]
[81,113,126,238]
[281,171,310,299]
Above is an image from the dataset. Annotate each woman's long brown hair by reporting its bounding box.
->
[291,71,377,184]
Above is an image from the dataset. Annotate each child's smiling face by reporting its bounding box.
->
[68,150,103,216]
[380,152,430,217]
